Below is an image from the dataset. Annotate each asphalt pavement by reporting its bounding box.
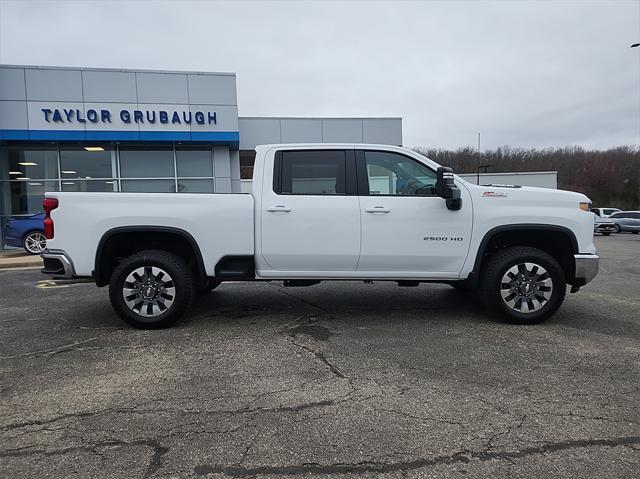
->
[1,235,639,478]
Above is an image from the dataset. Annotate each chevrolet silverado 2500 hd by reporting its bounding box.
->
[41,144,599,328]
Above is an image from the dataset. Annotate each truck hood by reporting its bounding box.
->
[462,181,591,206]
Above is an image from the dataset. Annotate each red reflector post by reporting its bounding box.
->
[43,197,59,240]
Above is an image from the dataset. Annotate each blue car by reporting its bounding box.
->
[3,212,46,254]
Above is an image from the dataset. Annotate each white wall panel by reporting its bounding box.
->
[82,70,137,103]
[321,119,363,143]
[25,68,83,102]
[0,67,26,101]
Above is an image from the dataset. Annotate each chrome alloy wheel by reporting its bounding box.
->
[24,231,47,254]
[122,266,176,317]
[500,262,553,313]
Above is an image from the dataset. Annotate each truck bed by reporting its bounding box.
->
[44,192,255,277]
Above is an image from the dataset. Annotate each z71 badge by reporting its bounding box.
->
[482,191,508,198]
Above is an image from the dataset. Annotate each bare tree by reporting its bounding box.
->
[413,146,640,209]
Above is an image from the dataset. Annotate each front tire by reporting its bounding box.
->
[478,247,566,325]
[23,231,46,255]
[613,224,621,233]
[109,250,195,329]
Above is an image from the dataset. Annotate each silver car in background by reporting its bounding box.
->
[592,207,621,218]
[610,211,640,234]
[593,214,615,236]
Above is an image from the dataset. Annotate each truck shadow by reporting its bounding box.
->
[186,281,640,340]
[188,282,493,327]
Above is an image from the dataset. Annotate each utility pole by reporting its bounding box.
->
[477,132,481,185]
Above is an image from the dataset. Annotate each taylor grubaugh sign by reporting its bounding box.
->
[40,108,218,126]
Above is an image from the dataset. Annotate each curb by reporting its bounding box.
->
[0,258,43,269]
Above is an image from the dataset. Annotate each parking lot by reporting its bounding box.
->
[1,234,638,478]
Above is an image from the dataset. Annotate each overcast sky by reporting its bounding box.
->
[1,0,639,150]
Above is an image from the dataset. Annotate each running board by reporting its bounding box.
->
[283,280,321,287]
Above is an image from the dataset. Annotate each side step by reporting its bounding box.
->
[397,281,420,287]
[283,280,321,287]
[215,256,255,280]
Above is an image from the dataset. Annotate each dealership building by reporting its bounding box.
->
[0,64,402,249]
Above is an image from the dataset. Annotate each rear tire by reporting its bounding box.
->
[109,250,195,329]
[478,246,566,325]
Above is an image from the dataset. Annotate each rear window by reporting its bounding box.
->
[276,150,347,195]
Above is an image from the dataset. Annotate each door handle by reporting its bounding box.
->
[365,206,390,213]
[267,205,292,212]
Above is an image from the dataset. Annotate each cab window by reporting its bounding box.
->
[276,150,347,195]
[363,151,437,196]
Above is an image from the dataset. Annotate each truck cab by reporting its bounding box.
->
[41,144,599,329]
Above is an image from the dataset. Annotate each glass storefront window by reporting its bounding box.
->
[61,180,118,192]
[9,180,59,214]
[60,146,115,179]
[1,143,224,249]
[7,147,59,180]
[176,179,214,193]
[176,148,213,177]
[119,147,174,178]
[121,179,176,193]
[240,150,256,179]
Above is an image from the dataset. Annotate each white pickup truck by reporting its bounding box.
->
[41,144,598,328]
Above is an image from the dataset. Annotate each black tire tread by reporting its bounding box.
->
[478,246,566,325]
[109,249,195,329]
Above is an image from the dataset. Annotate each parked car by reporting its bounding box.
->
[593,214,615,236]
[3,212,46,254]
[592,207,621,218]
[609,211,640,234]
[41,144,598,329]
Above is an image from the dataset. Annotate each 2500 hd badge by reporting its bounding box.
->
[423,236,464,241]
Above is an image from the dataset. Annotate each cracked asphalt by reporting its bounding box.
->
[1,234,639,478]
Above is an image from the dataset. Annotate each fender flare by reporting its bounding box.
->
[466,224,579,287]
[94,226,207,286]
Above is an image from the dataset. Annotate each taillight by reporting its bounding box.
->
[43,197,59,240]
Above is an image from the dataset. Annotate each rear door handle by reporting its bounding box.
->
[364,206,390,213]
[267,205,292,212]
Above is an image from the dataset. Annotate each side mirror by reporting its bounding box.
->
[435,167,462,211]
